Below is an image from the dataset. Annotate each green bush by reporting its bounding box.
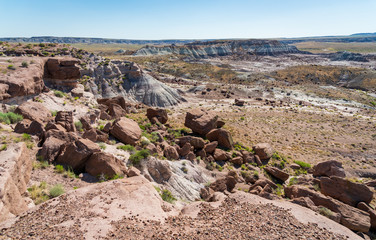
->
[129,149,150,165]
[21,61,29,68]
[22,133,31,141]
[55,164,65,173]
[49,184,65,198]
[294,160,311,169]
[160,189,176,203]
[74,121,83,131]
[117,144,135,152]
[54,90,65,98]
[0,144,7,151]
[7,65,15,70]
[98,142,107,150]
[319,207,334,218]
[0,112,23,124]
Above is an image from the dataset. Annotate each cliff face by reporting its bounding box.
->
[134,39,304,58]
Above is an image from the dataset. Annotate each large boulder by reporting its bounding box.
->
[146,108,168,124]
[14,119,45,139]
[108,103,127,119]
[40,130,78,162]
[164,145,179,160]
[184,109,218,136]
[253,143,274,160]
[320,176,373,207]
[85,152,127,179]
[177,136,205,149]
[145,157,172,183]
[55,138,100,172]
[313,160,346,178]
[358,202,376,231]
[55,111,75,132]
[110,117,141,146]
[213,148,230,161]
[204,141,218,154]
[210,176,237,192]
[206,128,233,150]
[44,58,80,86]
[264,166,290,182]
[285,185,370,232]
[14,101,51,123]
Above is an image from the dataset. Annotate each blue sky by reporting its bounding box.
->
[0,0,375,39]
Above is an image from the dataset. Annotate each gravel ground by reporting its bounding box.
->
[104,198,347,240]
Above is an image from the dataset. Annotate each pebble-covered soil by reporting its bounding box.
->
[104,198,347,240]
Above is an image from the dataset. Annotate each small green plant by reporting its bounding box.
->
[129,149,150,165]
[294,160,311,169]
[241,164,248,171]
[160,189,176,203]
[273,184,284,196]
[22,133,31,141]
[117,144,135,152]
[21,61,29,68]
[313,183,321,192]
[27,181,49,205]
[288,177,298,186]
[319,207,334,218]
[55,164,65,174]
[32,160,49,170]
[253,170,259,179]
[54,90,65,98]
[0,144,7,151]
[216,163,223,172]
[7,65,15,70]
[240,116,245,120]
[74,121,83,131]
[98,125,105,131]
[181,166,188,173]
[49,184,65,198]
[64,167,76,178]
[51,110,58,117]
[0,112,23,124]
[111,174,124,180]
[97,142,106,150]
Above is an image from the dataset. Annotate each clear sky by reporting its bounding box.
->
[0,0,375,39]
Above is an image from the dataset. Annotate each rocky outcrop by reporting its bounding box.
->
[55,111,75,132]
[55,138,100,172]
[253,143,274,160]
[285,185,371,232]
[264,166,290,182]
[184,109,218,136]
[85,152,127,178]
[0,143,34,222]
[206,128,233,150]
[319,176,373,207]
[313,160,346,177]
[146,108,168,124]
[43,58,80,87]
[134,39,304,58]
[0,58,45,101]
[110,117,142,146]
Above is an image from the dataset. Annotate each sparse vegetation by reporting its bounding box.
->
[27,182,49,205]
[319,207,334,218]
[160,189,176,203]
[49,184,65,198]
[74,121,83,131]
[0,112,23,124]
[117,144,136,152]
[7,65,15,70]
[129,149,150,165]
[294,160,311,169]
[54,90,66,98]
[0,144,7,151]
[98,142,107,150]
[21,61,29,68]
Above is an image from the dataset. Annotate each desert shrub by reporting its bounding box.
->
[129,149,150,165]
[111,174,124,180]
[160,189,176,203]
[49,184,65,198]
[32,159,49,170]
[4,112,23,124]
[39,43,45,47]
[117,144,136,152]
[74,121,83,131]
[253,170,259,179]
[55,164,65,174]
[294,160,311,169]
[7,65,15,70]
[22,133,31,141]
[64,167,76,178]
[27,182,49,205]
[54,90,65,98]
[288,177,298,186]
[0,144,7,151]
[21,61,29,68]
[319,207,334,218]
[98,142,107,150]
[51,110,58,117]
